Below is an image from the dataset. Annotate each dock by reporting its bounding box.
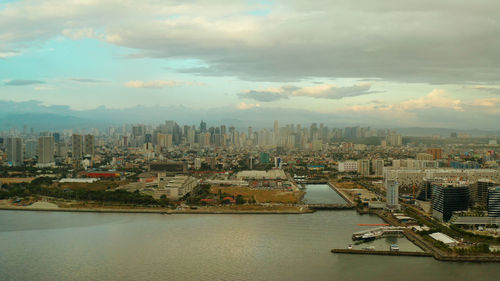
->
[331,249,432,257]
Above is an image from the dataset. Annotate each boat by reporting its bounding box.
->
[362,246,375,251]
[390,244,399,252]
[361,233,376,241]
[347,244,353,249]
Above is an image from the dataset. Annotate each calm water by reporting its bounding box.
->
[1,210,499,281]
[302,184,347,204]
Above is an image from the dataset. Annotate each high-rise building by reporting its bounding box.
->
[200,120,207,132]
[274,120,279,144]
[385,179,399,209]
[37,135,55,166]
[7,137,23,166]
[386,133,403,146]
[372,159,384,177]
[72,134,83,160]
[358,159,370,176]
[427,148,442,160]
[84,134,95,157]
[488,186,500,217]
[386,180,400,209]
[25,139,37,159]
[471,179,495,208]
[432,183,469,222]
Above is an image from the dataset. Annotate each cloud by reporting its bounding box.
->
[238,83,379,102]
[124,80,204,89]
[69,78,107,83]
[0,51,19,59]
[4,80,45,86]
[469,85,500,95]
[344,89,463,112]
[2,1,500,83]
[235,102,261,110]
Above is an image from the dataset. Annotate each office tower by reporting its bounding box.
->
[72,134,83,160]
[248,127,253,139]
[53,132,61,143]
[200,120,207,132]
[427,148,442,160]
[386,180,400,209]
[25,139,38,159]
[84,134,95,157]
[7,137,23,166]
[220,125,226,135]
[432,183,469,222]
[488,187,500,217]
[472,180,495,208]
[37,136,55,166]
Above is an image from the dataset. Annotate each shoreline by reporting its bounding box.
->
[0,205,314,215]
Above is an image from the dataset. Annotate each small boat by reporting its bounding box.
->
[361,233,376,241]
[390,244,399,252]
[362,246,375,251]
[347,244,353,249]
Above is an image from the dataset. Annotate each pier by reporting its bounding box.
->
[331,249,432,257]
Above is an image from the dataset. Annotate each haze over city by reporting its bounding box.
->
[1,0,500,129]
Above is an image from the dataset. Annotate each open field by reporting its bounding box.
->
[333,181,364,189]
[210,186,304,204]
[0,177,36,184]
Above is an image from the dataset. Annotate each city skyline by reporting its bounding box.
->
[1,1,500,129]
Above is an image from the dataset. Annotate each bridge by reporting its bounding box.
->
[306,204,354,210]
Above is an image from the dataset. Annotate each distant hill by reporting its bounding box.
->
[393,127,500,137]
[0,113,114,131]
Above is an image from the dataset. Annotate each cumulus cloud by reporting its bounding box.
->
[4,80,45,86]
[2,1,500,83]
[238,83,379,102]
[124,80,204,89]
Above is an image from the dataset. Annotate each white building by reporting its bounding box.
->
[155,174,198,200]
[338,161,358,172]
[386,179,400,210]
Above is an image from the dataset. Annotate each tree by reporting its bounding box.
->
[236,195,246,205]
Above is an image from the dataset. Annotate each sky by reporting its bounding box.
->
[1,0,500,129]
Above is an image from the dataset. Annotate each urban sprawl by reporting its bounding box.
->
[1,120,500,260]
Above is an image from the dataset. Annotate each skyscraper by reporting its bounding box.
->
[37,135,55,166]
[386,179,400,209]
[72,134,83,160]
[84,134,95,157]
[200,120,207,132]
[7,137,23,166]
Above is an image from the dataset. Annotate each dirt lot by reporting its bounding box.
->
[210,186,304,204]
[333,180,363,189]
